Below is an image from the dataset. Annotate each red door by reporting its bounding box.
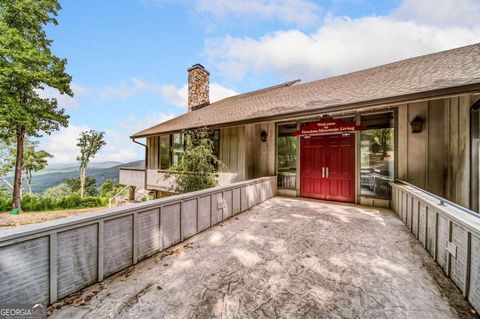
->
[300,134,356,203]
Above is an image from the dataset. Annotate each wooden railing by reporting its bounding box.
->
[0,176,277,305]
[119,167,145,188]
[391,181,480,314]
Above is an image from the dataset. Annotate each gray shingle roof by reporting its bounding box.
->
[132,43,480,138]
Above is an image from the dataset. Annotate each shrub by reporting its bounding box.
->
[0,194,108,213]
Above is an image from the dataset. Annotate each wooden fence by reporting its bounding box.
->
[0,176,276,305]
[391,181,480,313]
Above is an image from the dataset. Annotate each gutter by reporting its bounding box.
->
[131,137,148,190]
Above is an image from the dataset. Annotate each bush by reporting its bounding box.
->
[0,194,108,212]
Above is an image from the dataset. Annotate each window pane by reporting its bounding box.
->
[277,123,297,189]
[172,133,184,166]
[471,102,480,212]
[360,113,394,199]
[160,135,170,170]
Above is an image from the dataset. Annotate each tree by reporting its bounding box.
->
[99,179,124,198]
[76,130,106,198]
[0,0,72,211]
[64,177,98,197]
[23,144,53,195]
[42,183,70,199]
[165,127,222,194]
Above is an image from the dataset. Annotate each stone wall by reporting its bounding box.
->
[188,64,209,111]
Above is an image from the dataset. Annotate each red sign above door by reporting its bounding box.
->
[293,118,367,137]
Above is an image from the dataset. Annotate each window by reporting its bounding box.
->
[277,123,298,189]
[360,113,394,199]
[471,101,480,212]
[172,133,184,166]
[159,135,170,170]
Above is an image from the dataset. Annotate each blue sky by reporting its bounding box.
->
[39,0,480,164]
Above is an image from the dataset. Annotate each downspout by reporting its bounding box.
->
[132,137,148,190]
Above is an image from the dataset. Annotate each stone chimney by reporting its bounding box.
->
[188,64,210,112]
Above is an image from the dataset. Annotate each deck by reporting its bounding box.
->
[49,197,477,318]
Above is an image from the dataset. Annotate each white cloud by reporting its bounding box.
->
[40,112,177,164]
[394,0,480,27]
[194,0,321,26]
[205,0,480,82]
[145,0,321,26]
[99,78,237,108]
[36,83,90,110]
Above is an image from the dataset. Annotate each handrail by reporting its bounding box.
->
[108,185,131,208]
[394,179,479,218]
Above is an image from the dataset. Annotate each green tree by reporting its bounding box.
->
[42,182,70,199]
[98,179,124,198]
[64,177,98,197]
[23,144,53,195]
[76,130,106,198]
[165,127,222,194]
[0,0,72,211]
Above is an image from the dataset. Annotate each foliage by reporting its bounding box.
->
[0,0,73,210]
[98,179,124,198]
[64,177,98,196]
[0,139,15,189]
[277,136,297,171]
[0,194,107,212]
[23,143,53,195]
[165,127,222,194]
[76,130,106,198]
[41,183,71,199]
[0,185,9,200]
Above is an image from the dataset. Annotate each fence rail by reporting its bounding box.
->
[391,181,480,314]
[0,176,277,305]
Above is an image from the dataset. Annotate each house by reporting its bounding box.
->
[120,43,480,212]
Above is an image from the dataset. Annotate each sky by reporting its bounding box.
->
[39,0,480,164]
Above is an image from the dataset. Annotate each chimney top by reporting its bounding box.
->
[188,63,210,75]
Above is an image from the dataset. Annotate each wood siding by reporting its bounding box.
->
[397,94,479,209]
[220,126,246,182]
[245,123,276,179]
[146,136,159,170]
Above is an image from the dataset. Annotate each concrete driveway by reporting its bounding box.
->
[49,197,478,319]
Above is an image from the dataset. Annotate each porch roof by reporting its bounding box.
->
[132,43,480,138]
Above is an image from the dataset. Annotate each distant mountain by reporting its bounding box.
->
[45,161,123,171]
[4,160,145,194]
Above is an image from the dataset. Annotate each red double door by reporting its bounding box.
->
[300,134,355,203]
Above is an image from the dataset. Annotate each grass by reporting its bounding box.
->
[0,206,107,228]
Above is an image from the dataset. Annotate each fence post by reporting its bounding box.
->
[49,233,58,304]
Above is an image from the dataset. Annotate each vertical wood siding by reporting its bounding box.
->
[396,94,477,210]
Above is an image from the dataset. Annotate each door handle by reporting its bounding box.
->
[322,167,325,178]
[326,167,329,178]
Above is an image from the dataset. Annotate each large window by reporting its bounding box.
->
[158,129,220,170]
[360,113,394,199]
[277,123,298,189]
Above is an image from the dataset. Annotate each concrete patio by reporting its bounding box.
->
[49,197,478,319]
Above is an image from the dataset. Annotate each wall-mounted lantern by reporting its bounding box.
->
[410,116,425,133]
[260,130,268,142]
